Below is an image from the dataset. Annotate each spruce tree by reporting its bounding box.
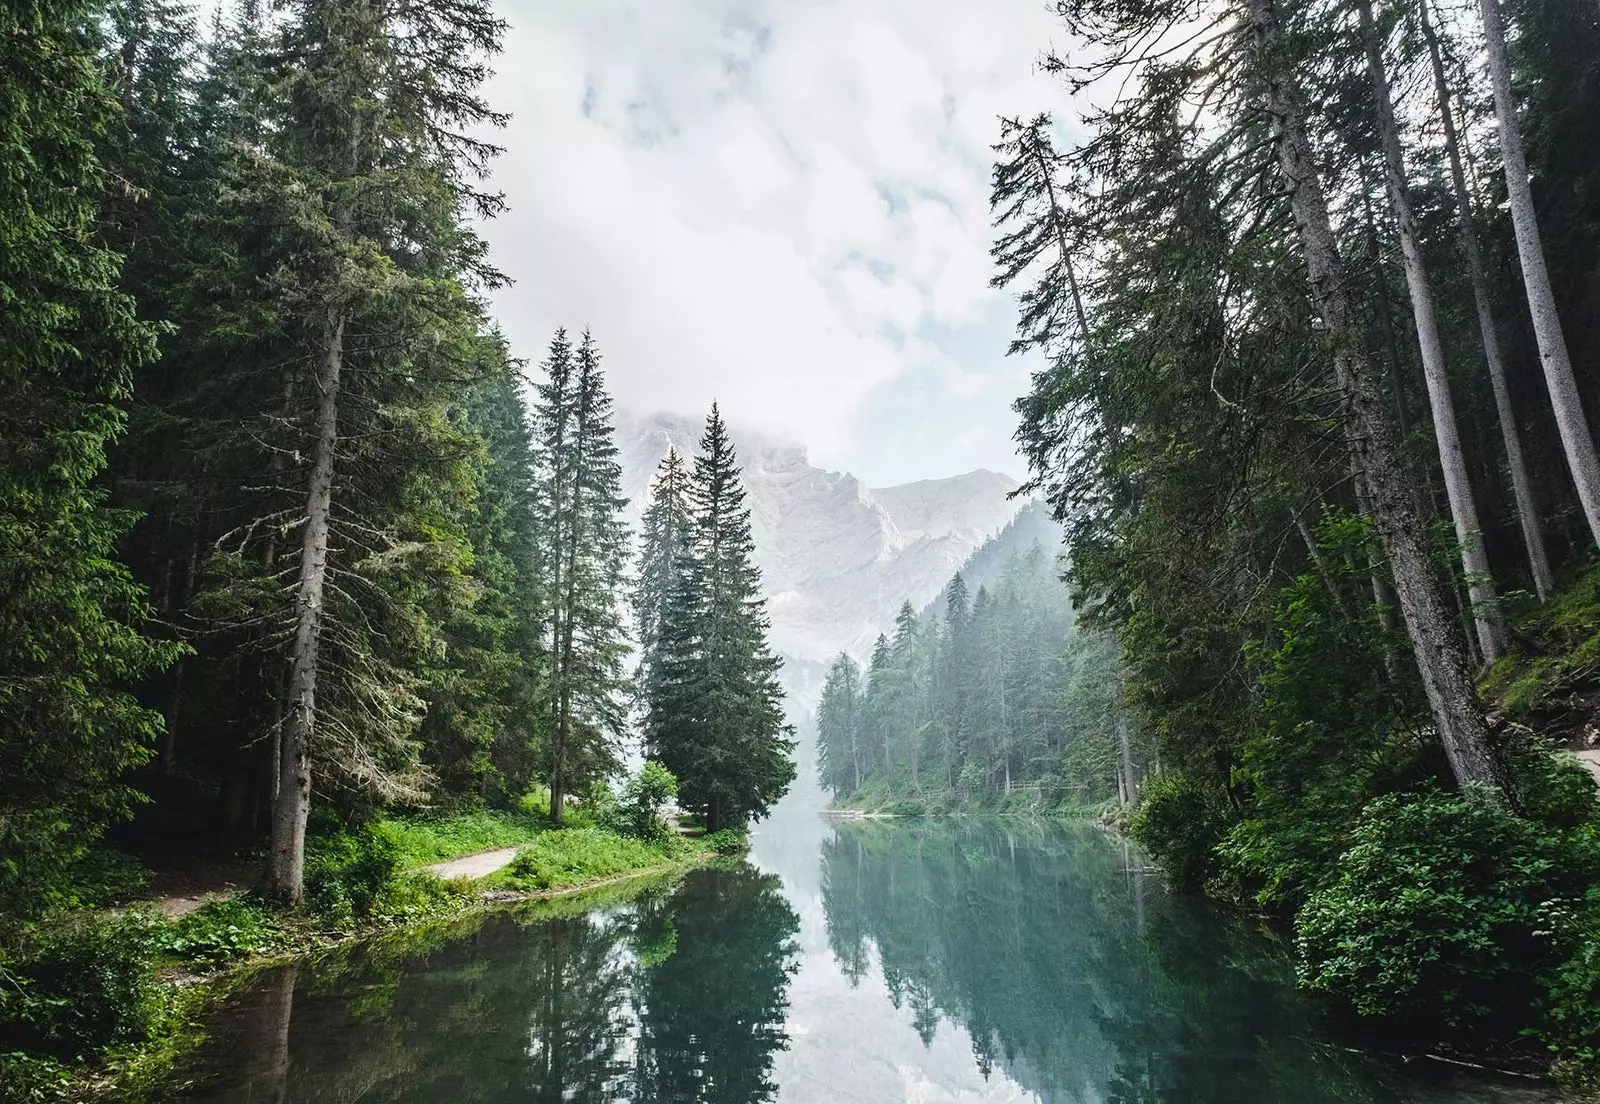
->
[653,405,795,831]
[633,448,692,756]
[0,0,177,914]
[817,653,864,797]
[534,330,631,824]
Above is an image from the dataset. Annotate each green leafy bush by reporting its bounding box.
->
[1131,772,1222,888]
[162,898,289,966]
[701,828,748,854]
[1296,788,1600,1041]
[304,825,402,924]
[0,910,166,1059]
[371,872,475,922]
[615,761,678,841]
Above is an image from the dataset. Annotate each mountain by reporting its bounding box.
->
[616,411,1027,681]
[922,500,1066,619]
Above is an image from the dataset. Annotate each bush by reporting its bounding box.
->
[1296,788,1600,1042]
[161,898,289,966]
[304,825,402,924]
[0,910,166,1059]
[701,828,748,855]
[1132,772,1222,888]
[615,762,678,841]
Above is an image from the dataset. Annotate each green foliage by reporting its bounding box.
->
[495,829,689,892]
[1296,788,1600,1041]
[304,827,403,924]
[1131,773,1223,889]
[0,911,167,1060]
[614,762,678,842]
[700,829,749,855]
[161,898,289,966]
[648,405,796,831]
[379,809,548,870]
[0,0,178,920]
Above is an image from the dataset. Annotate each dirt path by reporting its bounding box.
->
[425,846,521,880]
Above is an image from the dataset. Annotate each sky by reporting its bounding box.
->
[481,0,1072,487]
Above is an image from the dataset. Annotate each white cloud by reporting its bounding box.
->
[482,0,1065,483]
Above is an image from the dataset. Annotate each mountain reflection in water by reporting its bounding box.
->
[171,817,1552,1104]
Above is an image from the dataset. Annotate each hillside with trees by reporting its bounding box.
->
[815,546,1138,812]
[993,0,1600,1071]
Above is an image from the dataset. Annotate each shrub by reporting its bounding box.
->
[304,825,401,924]
[162,898,289,966]
[0,910,166,1059]
[701,828,748,855]
[617,762,678,841]
[372,872,474,922]
[1296,788,1600,1042]
[1131,772,1222,888]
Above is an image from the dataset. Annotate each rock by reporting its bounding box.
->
[618,409,1031,703]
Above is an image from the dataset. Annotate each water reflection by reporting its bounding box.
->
[174,865,800,1103]
[814,820,1543,1104]
[171,822,1551,1104]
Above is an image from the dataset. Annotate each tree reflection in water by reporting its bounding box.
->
[173,864,798,1104]
[817,819,1535,1104]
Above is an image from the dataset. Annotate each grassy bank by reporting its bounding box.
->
[0,818,740,1103]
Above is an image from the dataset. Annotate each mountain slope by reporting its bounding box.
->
[616,410,1024,672]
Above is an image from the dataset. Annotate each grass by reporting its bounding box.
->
[488,828,714,893]
[378,808,553,870]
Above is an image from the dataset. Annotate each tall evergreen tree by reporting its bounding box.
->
[652,405,795,831]
[244,0,510,902]
[634,447,692,755]
[534,330,631,825]
[0,0,177,915]
[817,653,864,797]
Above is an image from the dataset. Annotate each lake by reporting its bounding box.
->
[168,812,1557,1102]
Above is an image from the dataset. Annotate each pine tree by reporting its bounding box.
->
[248,0,510,902]
[817,653,864,797]
[0,0,178,914]
[652,405,795,831]
[634,448,692,756]
[422,351,547,804]
[535,330,632,825]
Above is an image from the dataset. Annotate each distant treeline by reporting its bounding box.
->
[815,547,1138,811]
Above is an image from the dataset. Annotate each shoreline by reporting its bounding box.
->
[40,845,725,1104]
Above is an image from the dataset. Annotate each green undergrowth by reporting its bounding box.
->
[377,807,557,871]
[1482,562,1600,724]
[0,815,734,1103]
[489,827,726,893]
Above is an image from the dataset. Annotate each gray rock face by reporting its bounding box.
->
[617,410,1023,675]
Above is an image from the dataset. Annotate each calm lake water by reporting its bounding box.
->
[168,811,1558,1103]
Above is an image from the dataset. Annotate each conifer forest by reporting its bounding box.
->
[7,0,1600,1097]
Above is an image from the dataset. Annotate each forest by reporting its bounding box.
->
[992,0,1600,1075]
[815,545,1132,812]
[1,0,796,1087]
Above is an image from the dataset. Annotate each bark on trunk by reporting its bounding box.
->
[265,312,345,905]
[1116,708,1137,805]
[1420,0,1553,600]
[1247,0,1505,800]
[1475,0,1600,547]
[1361,0,1504,663]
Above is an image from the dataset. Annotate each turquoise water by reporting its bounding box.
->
[169,814,1556,1102]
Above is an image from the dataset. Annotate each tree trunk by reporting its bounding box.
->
[265,312,344,905]
[1418,2,1553,599]
[1116,708,1137,805]
[1475,0,1600,547]
[1247,0,1506,800]
[1361,0,1504,662]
